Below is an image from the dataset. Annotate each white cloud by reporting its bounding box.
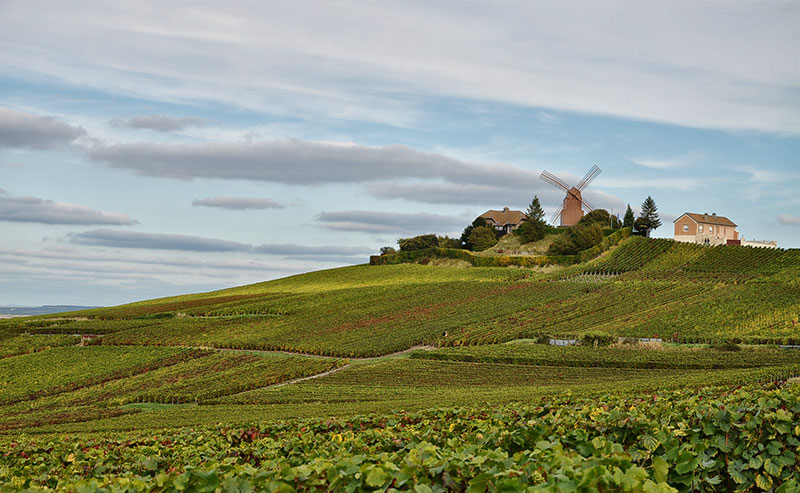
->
[628,152,702,170]
[110,114,204,132]
[1,2,797,134]
[0,193,137,225]
[192,196,286,210]
[778,214,800,226]
[316,210,474,236]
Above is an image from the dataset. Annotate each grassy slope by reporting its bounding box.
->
[1,236,799,433]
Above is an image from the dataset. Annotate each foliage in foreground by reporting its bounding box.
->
[2,383,799,492]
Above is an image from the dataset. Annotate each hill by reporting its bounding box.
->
[1,236,799,490]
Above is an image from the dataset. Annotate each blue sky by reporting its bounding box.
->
[1,1,798,306]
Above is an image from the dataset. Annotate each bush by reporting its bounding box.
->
[548,224,604,255]
[577,209,621,229]
[581,331,615,347]
[468,226,499,252]
[398,234,439,251]
[514,220,546,244]
[379,246,396,255]
[711,342,742,352]
[534,333,553,344]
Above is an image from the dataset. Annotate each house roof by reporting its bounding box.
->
[480,207,526,226]
[675,212,737,227]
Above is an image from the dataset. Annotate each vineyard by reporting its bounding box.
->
[2,382,799,491]
[1,236,800,490]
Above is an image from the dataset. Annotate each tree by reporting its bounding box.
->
[623,204,635,229]
[635,196,662,237]
[379,246,396,255]
[461,217,499,250]
[515,195,548,243]
[526,196,546,223]
[547,224,603,255]
[577,209,621,229]
[468,226,499,252]
[398,234,438,251]
[437,236,461,249]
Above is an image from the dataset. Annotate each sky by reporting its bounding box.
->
[1,1,798,306]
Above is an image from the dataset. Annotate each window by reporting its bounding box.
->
[683,224,689,232]
[709,226,714,233]
[699,225,703,233]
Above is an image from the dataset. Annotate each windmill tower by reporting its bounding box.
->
[539,165,602,227]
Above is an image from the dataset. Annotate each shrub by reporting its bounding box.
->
[711,342,742,352]
[514,220,546,244]
[581,331,615,347]
[468,226,499,252]
[398,234,439,251]
[379,246,396,255]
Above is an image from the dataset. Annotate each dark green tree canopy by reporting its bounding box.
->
[461,216,499,250]
[577,209,620,229]
[468,226,499,252]
[515,195,548,244]
[623,204,635,229]
[635,196,661,237]
[525,196,546,223]
[547,223,604,255]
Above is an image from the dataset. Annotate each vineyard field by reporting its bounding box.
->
[2,236,800,490]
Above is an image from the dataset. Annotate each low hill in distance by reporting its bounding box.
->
[1,235,799,491]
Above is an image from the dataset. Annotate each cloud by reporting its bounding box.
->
[0,193,137,225]
[0,107,86,150]
[628,152,702,170]
[87,140,540,187]
[70,229,251,252]
[596,177,699,192]
[364,181,554,206]
[67,229,372,256]
[110,115,204,132]
[317,210,472,235]
[254,244,373,256]
[192,196,286,210]
[1,3,798,134]
[778,214,800,226]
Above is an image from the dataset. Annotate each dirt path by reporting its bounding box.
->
[157,343,435,361]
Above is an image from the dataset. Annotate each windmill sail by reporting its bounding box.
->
[539,165,602,227]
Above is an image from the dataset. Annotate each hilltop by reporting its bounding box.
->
[1,235,799,490]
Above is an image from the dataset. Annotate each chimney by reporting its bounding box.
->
[503,207,509,212]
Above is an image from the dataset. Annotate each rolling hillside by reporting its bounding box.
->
[2,236,800,491]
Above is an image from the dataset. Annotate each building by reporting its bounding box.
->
[480,207,526,234]
[673,212,738,246]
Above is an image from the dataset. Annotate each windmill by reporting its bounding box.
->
[539,165,601,227]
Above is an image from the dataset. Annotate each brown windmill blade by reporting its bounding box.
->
[550,204,565,225]
[576,165,601,192]
[539,170,570,191]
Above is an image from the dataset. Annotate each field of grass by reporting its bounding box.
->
[2,236,800,489]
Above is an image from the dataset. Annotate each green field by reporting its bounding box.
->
[1,236,799,490]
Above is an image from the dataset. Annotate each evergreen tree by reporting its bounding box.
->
[515,195,547,243]
[634,196,662,237]
[526,196,546,223]
[623,204,635,228]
